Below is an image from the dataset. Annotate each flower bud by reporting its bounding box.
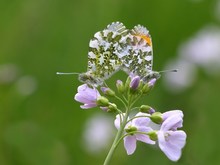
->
[108,103,117,112]
[148,108,156,114]
[142,78,157,94]
[140,105,152,113]
[147,131,158,141]
[124,76,131,91]
[130,76,140,90]
[101,87,115,97]
[116,80,125,94]
[150,112,163,124]
[125,126,137,135]
[138,80,144,89]
[142,84,150,94]
[97,96,109,106]
[100,106,108,112]
[148,78,157,87]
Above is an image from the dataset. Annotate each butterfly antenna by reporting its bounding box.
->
[56,72,80,75]
[159,69,178,73]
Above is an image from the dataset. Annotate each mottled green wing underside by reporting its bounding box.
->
[121,25,153,78]
[79,22,155,86]
[87,22,128,80]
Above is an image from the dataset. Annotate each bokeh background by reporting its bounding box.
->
[1,0,220,164]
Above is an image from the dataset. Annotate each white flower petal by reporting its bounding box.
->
[158,130,186,161]
[161,115,183,131]
[133,112,150,126]
[114,113,125,130]
[80,103,97,109]
[166,131,187,149]
[162,110,183,121]
[124,136,137,155]
[135,127,155,145]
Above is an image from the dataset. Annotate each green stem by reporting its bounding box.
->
[103,107,130,165]
[114,131,152,148]
[115,95,127,109]
[130,107,140,112]
[126,115,150,124]
[130,93,143,108]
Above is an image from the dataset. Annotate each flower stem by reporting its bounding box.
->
[115,95,127,109]
[103,108,129,165]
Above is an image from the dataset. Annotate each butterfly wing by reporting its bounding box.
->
[121,25,153,78]
[87,22,128,81]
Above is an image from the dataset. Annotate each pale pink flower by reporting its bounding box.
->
[74,84,100,109]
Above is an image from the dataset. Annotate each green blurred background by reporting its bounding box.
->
[1,0,220,164]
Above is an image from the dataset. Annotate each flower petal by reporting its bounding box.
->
[158,130,186,161]
[130,76,140,90]
[124,136,137,155]
[77,84,100,101]
[161,115,183,131]
[80,103,97,109]
[147,120,161,130]
[133,112,151,127]
[148,78,157,87]
[77,84,88,92]
[162,110,183,121]
[135,126,155,145]
[74,93,93,104]
[114,113,125,130]
[75,84,101,109]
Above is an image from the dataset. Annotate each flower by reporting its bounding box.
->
[116,80,125,94]
[74,84,100,109]
[140,105,155,114]
[157,110,186,161]
[162,110,183,125]
[114,113,155,155]
[148,78,157,87]
[142,78,157,94]
[100,87,115,97]
[130,76,140,90]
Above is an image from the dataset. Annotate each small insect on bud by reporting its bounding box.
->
[97,96,109,106]
[150,112,163,124]
[101,87,115,97]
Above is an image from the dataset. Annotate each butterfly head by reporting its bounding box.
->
[78,72,103,87]
[142,69,178,83]
[142,71,161,82]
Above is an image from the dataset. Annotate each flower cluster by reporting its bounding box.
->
[115,110,186,161]
[74,75,187,163]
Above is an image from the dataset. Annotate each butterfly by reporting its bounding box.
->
[78,22,129,87]
[121,24,161,82]
[78,22,162,87]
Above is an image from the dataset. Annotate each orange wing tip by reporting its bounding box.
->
[131,25,152,46]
